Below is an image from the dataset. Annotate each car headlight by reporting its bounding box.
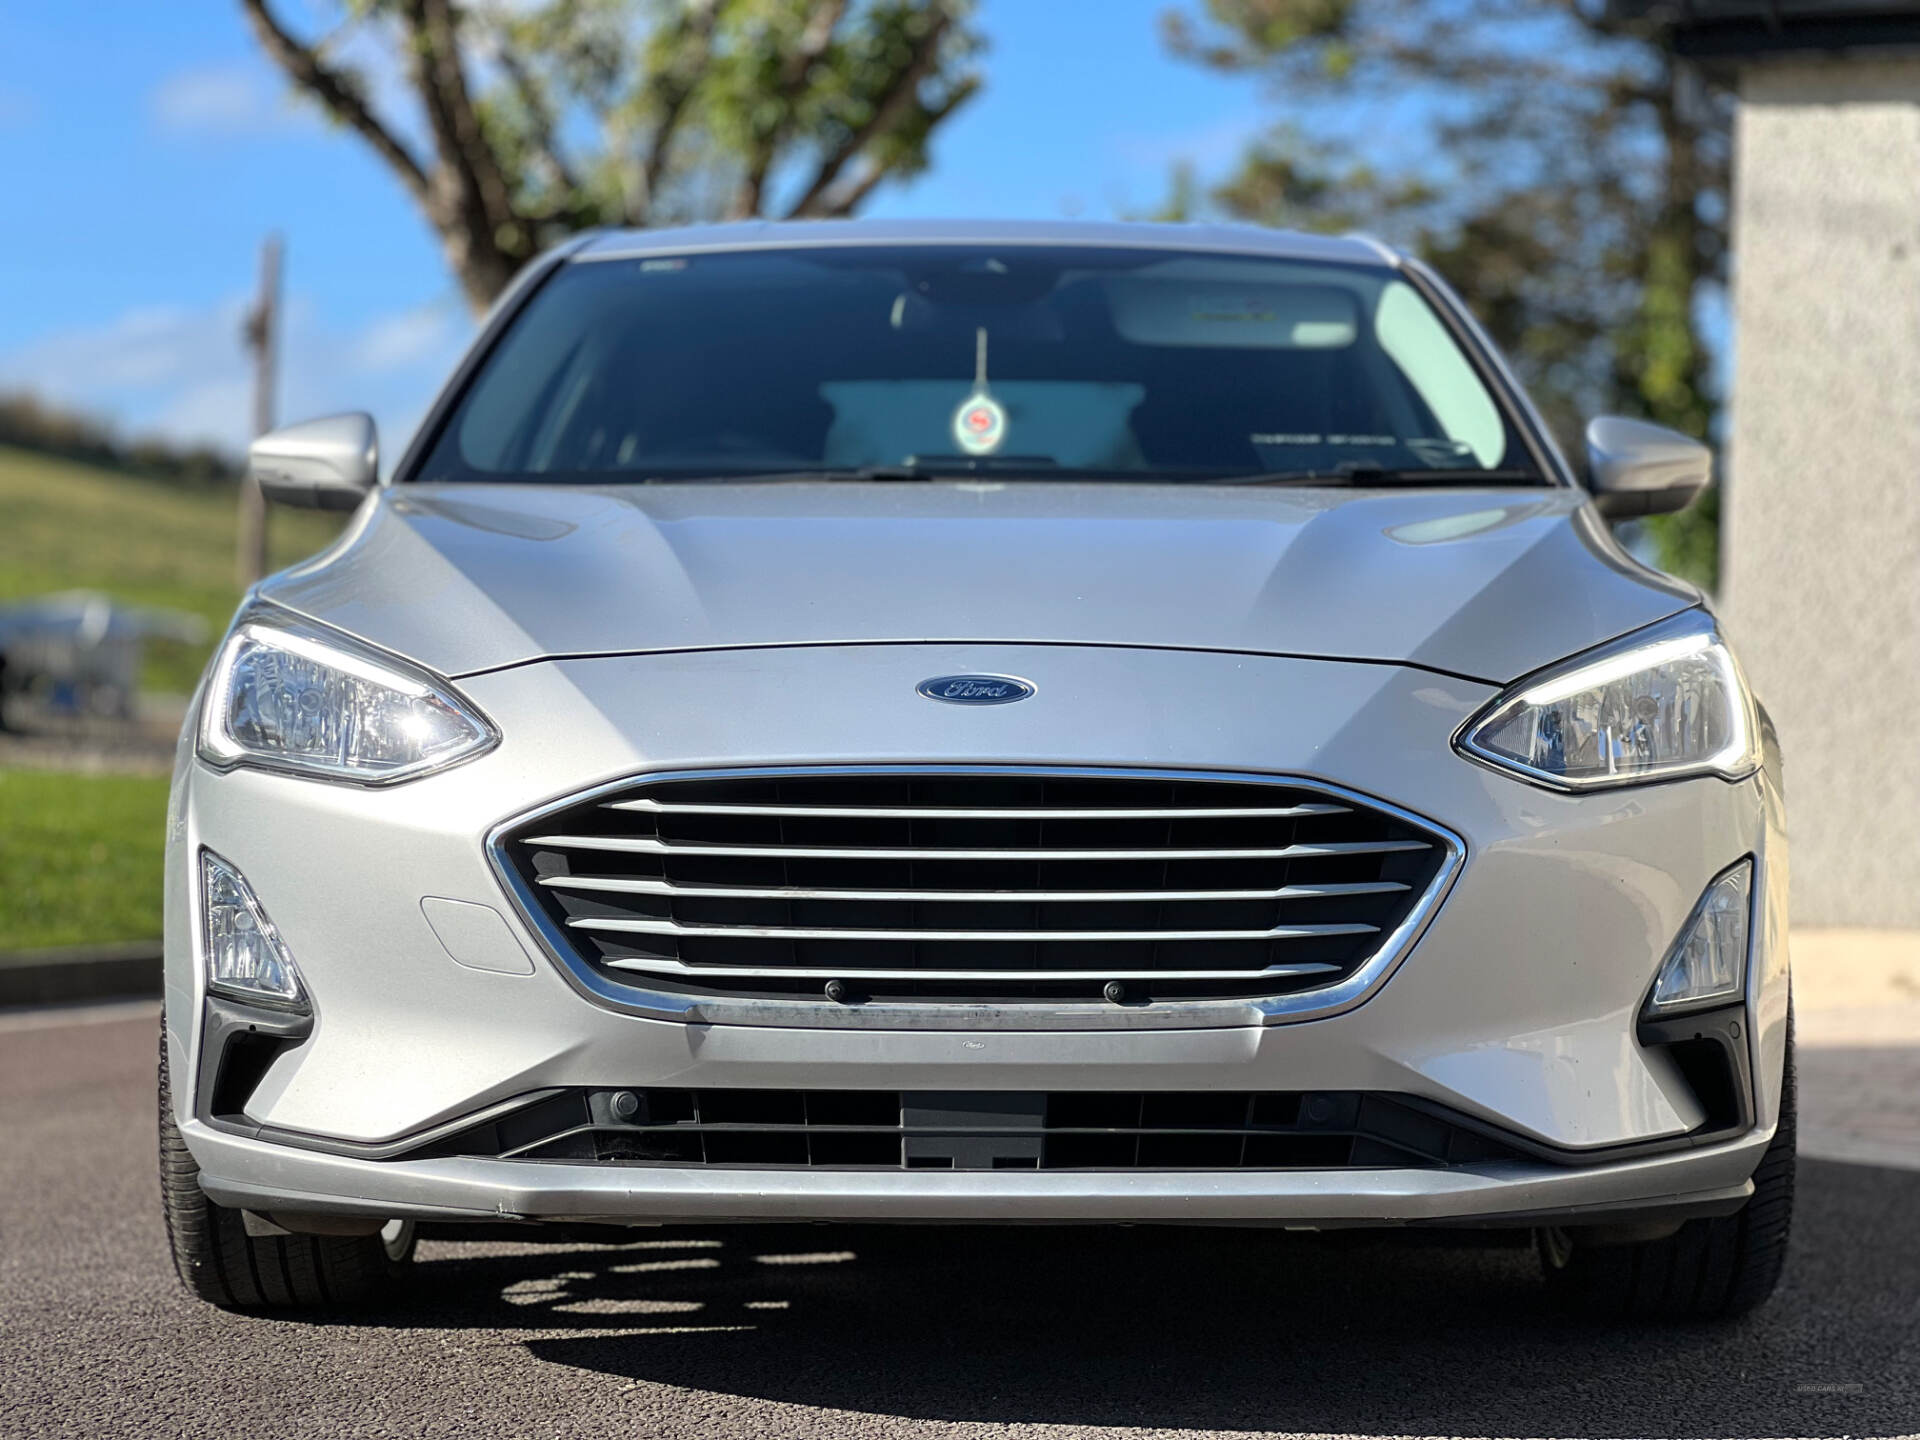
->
[198,613,496,784]
[1457,614,1759,791]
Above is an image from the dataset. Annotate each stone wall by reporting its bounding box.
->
[1724,57,1920,925]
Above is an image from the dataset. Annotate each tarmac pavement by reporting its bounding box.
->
[1,988,1916,1440]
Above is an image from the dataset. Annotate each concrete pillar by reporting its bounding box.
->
[1724,58,1920,925]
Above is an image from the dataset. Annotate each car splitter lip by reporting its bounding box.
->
[186,1116,1770,1230]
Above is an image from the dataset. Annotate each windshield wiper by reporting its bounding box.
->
[635,458,1072,484]
[611,461,1543,487]
[644,458,1265,485]
[1219,462,1542,488]
[624,464,930,483]
[755,464,942,482]
[789,456,1080,481]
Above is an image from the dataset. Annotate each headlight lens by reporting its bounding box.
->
[201,849,308,1007]
[199,615,495,784]
[1458,617,1758,790]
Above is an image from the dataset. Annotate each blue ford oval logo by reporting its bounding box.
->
[916,674,1036,706]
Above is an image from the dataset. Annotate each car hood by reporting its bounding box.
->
[259,481,1699,683]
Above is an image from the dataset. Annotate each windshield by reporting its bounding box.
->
[415,244,1546,485]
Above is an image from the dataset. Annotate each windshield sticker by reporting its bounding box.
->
[954,396,1007,454]
[1251,432,1397,447]
[953,327,1008,455]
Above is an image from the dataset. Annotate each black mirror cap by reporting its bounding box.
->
[260,478,371,512]
[1591,482,1705,519]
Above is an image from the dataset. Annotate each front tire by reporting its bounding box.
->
[1536,1017,1796,1321]
[158,1017,416,1311]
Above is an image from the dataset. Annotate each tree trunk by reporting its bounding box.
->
[436,213,522,315]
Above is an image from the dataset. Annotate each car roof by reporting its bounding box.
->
[573,217,1402,268]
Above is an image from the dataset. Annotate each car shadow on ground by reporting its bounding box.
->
[368,1157,1917,1437]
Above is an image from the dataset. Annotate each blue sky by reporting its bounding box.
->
[0,0,1274,455]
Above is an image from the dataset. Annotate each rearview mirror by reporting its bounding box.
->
[249,413,379,511]
[1584,416,1710,518]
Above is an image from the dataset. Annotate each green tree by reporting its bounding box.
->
[1163,0,1726,586]
[241,0,982,313]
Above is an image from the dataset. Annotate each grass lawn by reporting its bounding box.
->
[0,445,342,693]
[0,769,170,950]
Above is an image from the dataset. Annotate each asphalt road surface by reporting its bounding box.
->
[3,1003,1917,1440]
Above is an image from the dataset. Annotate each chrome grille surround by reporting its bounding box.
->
[487,767,1465,1032]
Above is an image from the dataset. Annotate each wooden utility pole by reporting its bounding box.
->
[237,233,282,587]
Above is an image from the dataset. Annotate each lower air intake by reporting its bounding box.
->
[413,1088,1530,1171]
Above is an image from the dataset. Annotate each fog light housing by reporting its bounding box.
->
[1650,860,1753,1011]
[200,850,308,1008]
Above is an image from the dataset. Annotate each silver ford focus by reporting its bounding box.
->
[159,220,1792,1321]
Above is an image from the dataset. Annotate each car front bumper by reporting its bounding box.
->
[165,640,1791,1228]
[186,1117,1768,1230]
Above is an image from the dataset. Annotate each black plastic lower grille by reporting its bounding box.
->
[497,769,1455,1005]
[413,1089,1529,1171]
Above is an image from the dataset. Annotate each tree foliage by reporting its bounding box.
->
[0,392,238,489]
[240,0,983,312]
[1163,0,1726,585]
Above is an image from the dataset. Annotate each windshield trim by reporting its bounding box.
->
[576,227,1397,267]
[391,240,1570,492]
[387,235,588,490]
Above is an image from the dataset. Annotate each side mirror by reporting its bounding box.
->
[249,413,379,511]
[1584,416,1711,519]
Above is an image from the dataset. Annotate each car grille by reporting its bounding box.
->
[496,769,1455,1005]
[414,1087,1529,1171]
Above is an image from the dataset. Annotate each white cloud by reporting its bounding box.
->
[151,64,291,134]
[13,303,231,391]
[0,293,473,466]
[155,375,259,447]
[354,304,462,374]
[149,46,432,163]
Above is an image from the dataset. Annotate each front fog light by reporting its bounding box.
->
[200,850,308,1007]
[1650,861,1753,1011]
